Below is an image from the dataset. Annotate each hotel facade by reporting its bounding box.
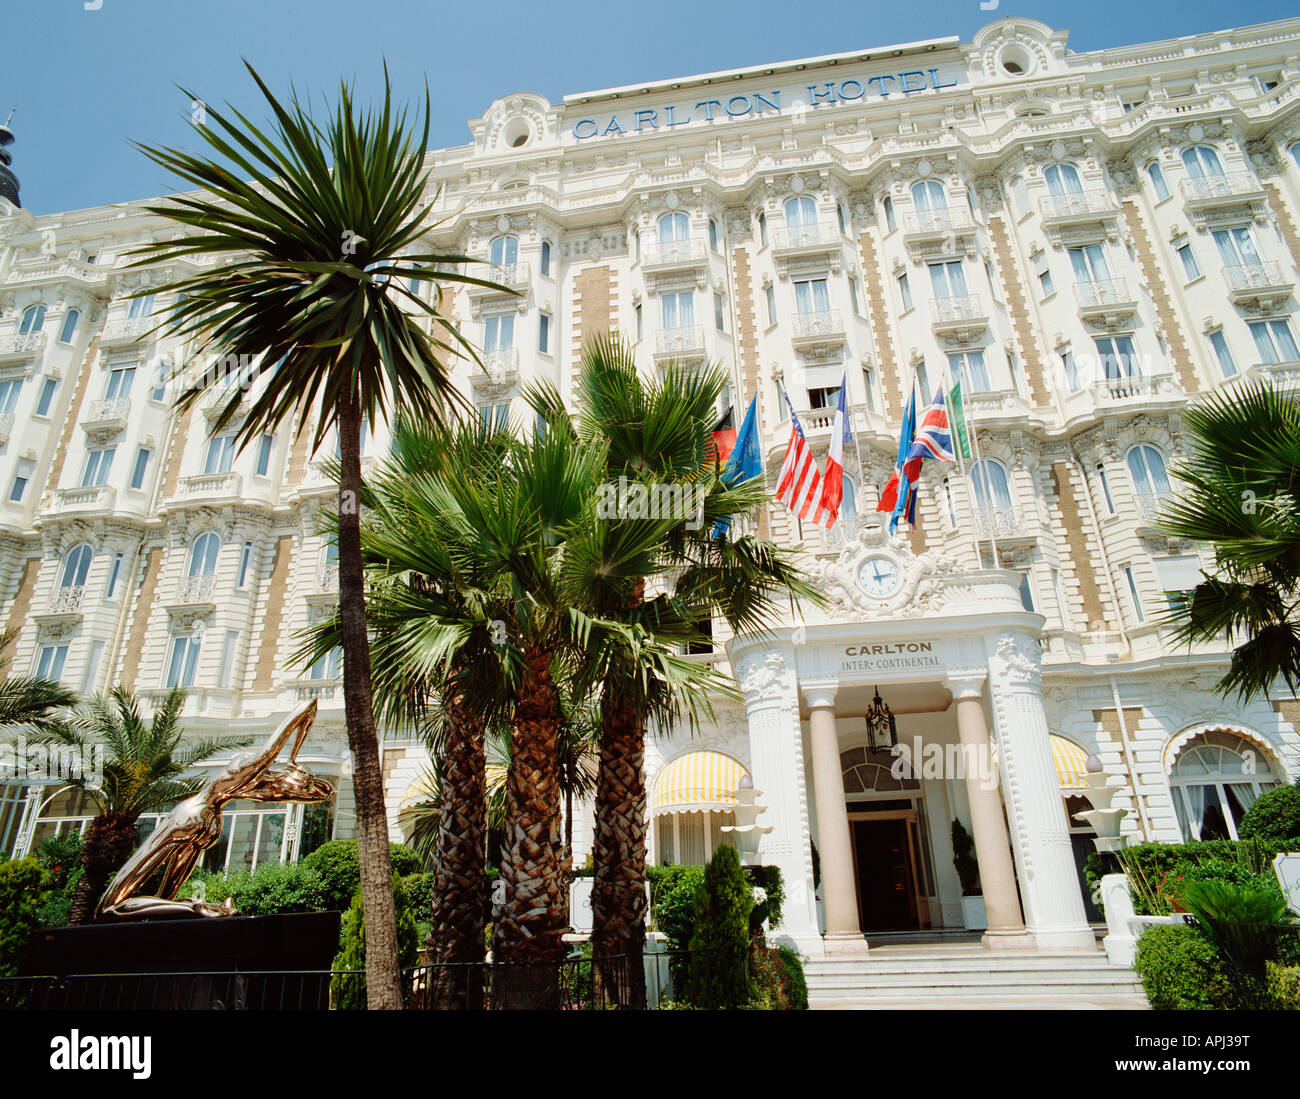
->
[2,16,1300,954]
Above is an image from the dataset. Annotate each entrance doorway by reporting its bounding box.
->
[848,810,928,931]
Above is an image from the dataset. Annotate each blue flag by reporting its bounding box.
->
[888,381,918,534]
[715,395,760,536]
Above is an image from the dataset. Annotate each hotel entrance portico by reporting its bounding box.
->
[726,527,1095,955]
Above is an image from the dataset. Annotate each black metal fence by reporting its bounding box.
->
[0,949,679,1011]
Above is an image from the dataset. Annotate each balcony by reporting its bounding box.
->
[465,262,531,302]
[965,388,1034,423]
[1037,191,1121,244]
[1223,262,1295,312]
[641,237,707,272]
[770,222,842,277]
[178,471,243,500]
[1133,492,1169,528]
[1074,278,1140,327]
[99,317,155,348]
[972,507,1032,541]
[790,310,845,349]
[51,484,115,514]
[476,347,520,387]
[0,412,12,446]
[654,325,705,362]
[175,575,216,605]
[1094,373,1179,402]
[901,208,977,259]
[316,563,339,593]
[81,397,131,436]
[1180,173,1268,228]
[930,294,988,346]
[0,331,46,361]
[32,585,86,631]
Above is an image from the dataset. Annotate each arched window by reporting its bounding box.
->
[1146,161,1170,201]
[488,235,518,270]
[539,240,551,277]
[1169,730,1280,842]
[60,544,93,590]
[970,459,1014,516]
[1043,163,1083,195]
[57,310,80,344]
[657,212,689,242]
[188,531,221,577]
[910,180,947,212]
[1126,444,1170,499]
[1181,145,1224,178]
[783,196,817,227]
[19,304,45,335]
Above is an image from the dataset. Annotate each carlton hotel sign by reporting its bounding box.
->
[841,641,942,676]
[570,66,963,140]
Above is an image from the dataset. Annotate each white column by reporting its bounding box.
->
[986,631,1095,949]
[735,648,821,949]
[804,682,865,950]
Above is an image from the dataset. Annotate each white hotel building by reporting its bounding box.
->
[2,16,1300,960]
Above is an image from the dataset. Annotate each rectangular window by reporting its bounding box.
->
[1016,570,1036,612]
[1094,335,1140,381]
[478,403,510,430]
[928,260,967,300]
[165,634,202,688]
[204,434,237,475]
[807,386,840,410]
[758,213,768,248]
[105,365,136,400]
[217,631,240,688]
[9,458,34,503]
[310,646,343,681]
[1096,462,1115,514]
[0,379,22,414]
[848,276,861,316]
[1122,566,1145,624]
[1052,568,1069,629]
[1006,351,1023,395]
[1068,244,1112,284]
[985,260,1001,303]
[862,368,878,414]
[1175,239,1201,281]
[237,541,253,588]
[708,219,720,252]
[126,294,155,319]
[792,278,830,315]
[81,446,115,487]
[484,312,515,351]
[949,351,990,392]
[635,303,643,341]
[58,310,80,344]
[105,552,124,599]
[36,643,69,683]
[883,195,896,233]
[661,290,694,329]
[1208,330,1237,378]
[538,312,551,353]
[250,434,272,477]
[129,447,151,490]
[765,284,777,326]
[35,377,58,417]
[1148,162,1170,201]
[713,292,726,332]
[1038,269,1055,298]
[897,272,912,312]
[1250,319,1300,364]
[79,640,105,696]
[915,359,931,399]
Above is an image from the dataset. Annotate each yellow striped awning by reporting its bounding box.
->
[652,751,750,815]
[1051,735,1091,793]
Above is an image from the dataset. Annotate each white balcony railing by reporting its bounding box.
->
[903,207,975,236]
[481,261,530,289]
[973,506,1023,539]
[49,586,85,615]
[1180,172,1265,205]
[1133,493,1168,524]
[53,485,114,512]
[0,412,13,445]
[101,317,153,344]
[176,575,216,604]
[796,407,836,432]
[655,325,705,357]
[480,347,520,385]
[931,294,986,324]
[1075,278,1136,310]
[771,223,839,251]
[1223,262,1291,293]
[317,564,338,593]
[1094,373,1176,401]
[641,238,707,267]
[82,397,131,429]
[1038,190,1120,221]
[0,331,46,357]
[791,310,844,341]
[180,471,241,498]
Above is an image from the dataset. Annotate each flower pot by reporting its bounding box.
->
[961,894,987,931]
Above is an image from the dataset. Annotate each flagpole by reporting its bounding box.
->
[942,362,983,569]
[961,359,999,567]
[845,370,867,534]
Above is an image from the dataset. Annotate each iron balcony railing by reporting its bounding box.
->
[641,238,706,267]
[1075,278,1135,310]
[903,207,975,236]
[972,506,1022,539]
[176,575,216,604]
[1038,190,1119,220]
[771,222,839,251]
[83,397,131,426]
[0,331,46,356]
[49,586,85,614]
[655,325,705,356]
[931,294,986,324]
[1179,172,1265,204]
[791,310,844,340]
[1223,261,1289,292]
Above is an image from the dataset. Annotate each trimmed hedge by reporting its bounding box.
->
[1239,783,1300,848]
[1267,962,1300,1009]
[1134,924,1238,1010]
[185,861,330,915]
[301,840,422,911]
[687,847,756,1010]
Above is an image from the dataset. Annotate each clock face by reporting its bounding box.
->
[857,555,903,599]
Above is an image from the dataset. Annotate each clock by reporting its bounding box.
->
[856,555,903,599]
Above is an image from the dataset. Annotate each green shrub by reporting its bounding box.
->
[1180,879,1294,1003]
[745,865,784,939]
[647,864,705,993]
[181,860,329,915]
[1134,924,1237,1010]
[0,859,50,977]
[1239,783,1300,848]
[330,874,420,1010]
[301,839,421,911]
[1117,838,1286,915]
[34,834,84,928]
[951,818,980,895]
[686,846,756,1010]
[750,944,808,1010]
[1266,962,1300,1009]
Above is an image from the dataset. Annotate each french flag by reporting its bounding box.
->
[901,386,956,484]
[812,374,851,528]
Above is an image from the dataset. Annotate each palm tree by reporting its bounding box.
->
[130,65,511,1007]
[530,333,822,1005]
[1159,377,1300,701]
[32,687,252,924]
[0,628,80,732]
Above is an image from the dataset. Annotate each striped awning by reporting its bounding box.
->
[652,751,750,815]
[1051,735,1091,793]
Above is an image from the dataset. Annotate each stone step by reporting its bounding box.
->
[813,993,1151,1010]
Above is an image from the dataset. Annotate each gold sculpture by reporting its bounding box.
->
[97,700,334,920]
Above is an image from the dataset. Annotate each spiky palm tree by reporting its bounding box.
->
[33,687,253,924]
[129,65,510,1007]
[0,628,80,732]
[530,333,822,1006]
[1158,378,1300,700]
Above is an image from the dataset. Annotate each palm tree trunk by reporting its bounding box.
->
[590,686,648,1008]
[337,387,401,1010]
[70,813,141,925]
[429,691,487,1009]
[494,644,565,1009]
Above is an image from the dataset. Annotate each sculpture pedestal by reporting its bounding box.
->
[20,912,342,1010]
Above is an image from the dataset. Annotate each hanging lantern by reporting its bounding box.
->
[865,685,897,752]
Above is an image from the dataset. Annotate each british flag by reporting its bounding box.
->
[900,386,955,484]
[776,392,824,521]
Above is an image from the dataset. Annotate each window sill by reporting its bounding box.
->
[1183,274,1206,290]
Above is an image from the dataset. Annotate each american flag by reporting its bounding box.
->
[776,392,823,521]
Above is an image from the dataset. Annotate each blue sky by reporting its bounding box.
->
[4,0,1296,214]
